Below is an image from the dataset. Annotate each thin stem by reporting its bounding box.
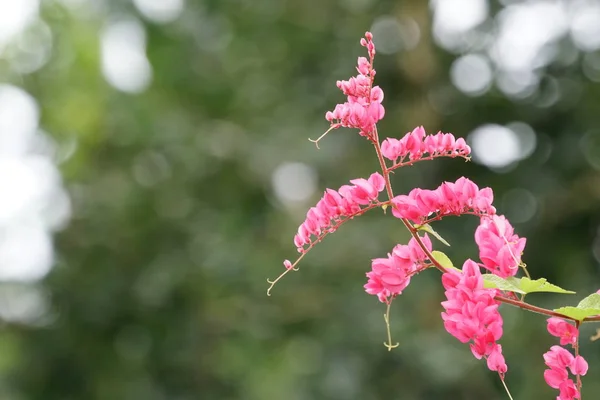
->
[500,376,514,400]
[383,298,399,351]
[266,252,307,296]
[495,296,580,321]
[372,127,394,201]
[575,320,582,398]
[308,126,336,149]
[371,125,448,274]
[387,154,470,172]
[267,200,390,295]
[583,315,600,322]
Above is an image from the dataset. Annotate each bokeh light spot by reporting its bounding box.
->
[101,18,152,93]
[580,131,600,171]
[371,16,420,54]
[450,54,492,95]
[469,124,521,169]
[0,0,39,48]
[0,85,38,155]
[133,0,185,24]
[502,188,538,223]
[5,19,53,74]
[432,0,488,51]
[506,121,537,160]
[570,1,600,52]
[0,284,48,324]
[272,162,317,204]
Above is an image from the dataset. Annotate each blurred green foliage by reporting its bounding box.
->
[1,0,600,399]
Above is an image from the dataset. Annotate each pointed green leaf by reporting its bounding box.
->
[553,294,600,321]
[577,293,600,309]
[417,224,450,247]
[430,250,458,271]
[482,274,526,294]
[553,306,600,322]
[517,277,575,294]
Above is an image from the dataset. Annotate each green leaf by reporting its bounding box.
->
[430,250,458,271]
[482,274,526,294]
[553,307,600,322]
[577,293,600,309]
[479,275,574,295]
[553,294,600,321]
[517,277,575,294]
[417,224,450,247]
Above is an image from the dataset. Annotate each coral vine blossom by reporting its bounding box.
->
[441,260,507,375]
[543,318,588,399]
[381,126,471,163]
[475,215,526,278]
[325,32,384,138]
[272,31,598,399]
[293,172,385,253]
[364,234,433,303]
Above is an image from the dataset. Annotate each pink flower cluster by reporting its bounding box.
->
[543,318,588,399]
[325,32,385,137]
[293,172,385,253]
[475,215,527,278]
[441,260,507,375]
[381,126,471,163]
[390,177,496,224]
[364,234,432,303]
[543,347,587,399]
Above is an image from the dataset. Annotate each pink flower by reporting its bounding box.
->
[570,355,588,376]
[547,317,579,347]
[440,259,507,374]
[544,367,569,389]
[542,328,588,400]
[558,380,579,400]
[475,215,526,278]
[544,345,575,370]
[292,172,386,253]
[364,234,433,302]
[325,32,384,137]
[283,260,293,270]
[486,345,508,374]
[390,177,496,224]
[380,126,471,163]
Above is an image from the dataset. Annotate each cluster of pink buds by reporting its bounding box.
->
[475,215,527,278]
[325,32,384,138]
[390,177,496,224]
[293,172,385,252]
[441,260,508,375]
[381,126,471,163]
[364,234,432,303]
[543,318,588,399]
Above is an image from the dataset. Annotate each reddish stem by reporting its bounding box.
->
[575,320,583,397]
[387,154,470,172]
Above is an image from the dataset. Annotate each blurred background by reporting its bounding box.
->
[0,0,599,399]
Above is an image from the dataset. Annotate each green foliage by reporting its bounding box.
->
[430,250,457,271]
[554,294,600,321]
[482,274,526,294]
[517,277,576,295]
[483,276,574,295]
[418,224,451,247]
